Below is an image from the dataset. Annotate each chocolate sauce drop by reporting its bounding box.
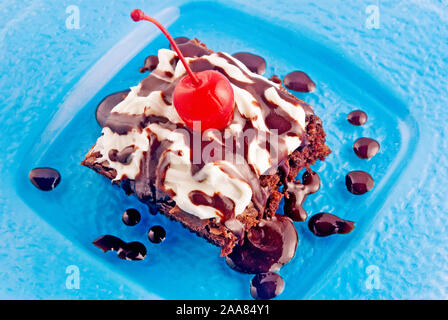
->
[308,213,355,237]
[148,225,166,244]
[92,235,146,261]
[122,208,141,226]
[29,167,61,191]
[139,55,159,73]
[284,170,321,221]
[226,214,298,274]
[347,110,367,126]
[118,242,147,261]
[283,71,316,92]
[250,272,285,300]
[353,137,380,159]
[345,170,374,195]
[232,52,266,75]
[96,90,130,127]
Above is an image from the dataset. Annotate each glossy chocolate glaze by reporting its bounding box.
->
[308,212,355,237]
[148,225,166,244]
[250,272,285,300]
[95,90,130,127]
[284,71,316,92]
[226,214,298,274]
[284,170,321,221]
[347,110,367,126]
[232,52,266,75]
[122,208,141,226]
[353,137,380,159]
[92,235,146,261]
[29,167,61,191]
[345,170,374,195]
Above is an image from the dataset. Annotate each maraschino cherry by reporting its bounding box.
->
[131,9,235,131]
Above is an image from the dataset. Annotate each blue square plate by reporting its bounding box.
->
[15,1,418,299]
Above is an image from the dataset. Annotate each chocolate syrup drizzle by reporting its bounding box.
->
[284,170,321,221]
[189,190,236,223]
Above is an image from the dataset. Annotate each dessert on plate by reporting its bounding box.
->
[82,10,330,260]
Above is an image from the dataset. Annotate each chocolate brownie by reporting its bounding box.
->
[82,38,330,256]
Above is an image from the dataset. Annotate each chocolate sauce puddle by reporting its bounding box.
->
[345,170,374,195]
[250,272,285,300]
[226,214,298,274]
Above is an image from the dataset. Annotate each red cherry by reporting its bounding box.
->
[173,70,234,130]
[131,9,235,131]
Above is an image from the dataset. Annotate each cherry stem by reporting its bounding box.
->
[131,9,200,86]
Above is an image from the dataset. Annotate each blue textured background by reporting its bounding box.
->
[0,0,447,299]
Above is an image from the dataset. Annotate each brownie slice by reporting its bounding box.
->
[82,39,330,256]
